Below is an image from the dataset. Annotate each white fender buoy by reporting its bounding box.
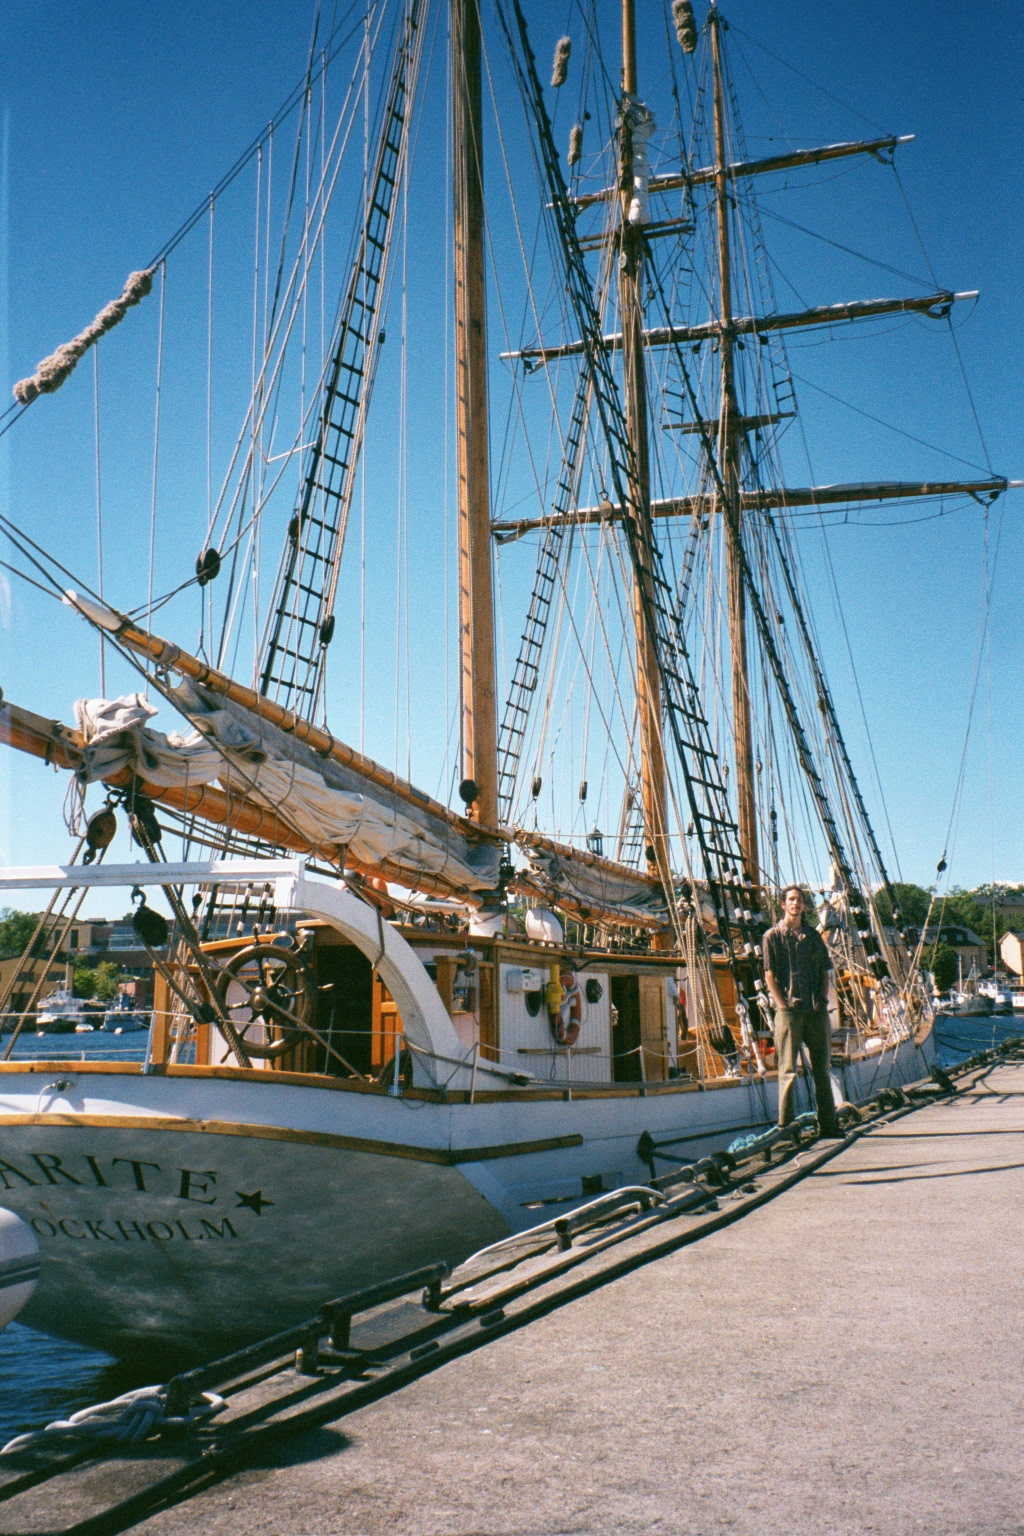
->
[0,1209,40,1330]
[525,908,564,944]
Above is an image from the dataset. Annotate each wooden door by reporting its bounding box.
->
[638,975,668,1082]
[371,975,403,1074]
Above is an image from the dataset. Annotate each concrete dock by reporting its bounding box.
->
[10,1058,1024,1536]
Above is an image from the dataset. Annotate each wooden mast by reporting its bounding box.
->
[710,6,759,885]
[452,0,498,828]
[619,0,668,891]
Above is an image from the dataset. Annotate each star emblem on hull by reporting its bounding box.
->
[234,1190,274,1215]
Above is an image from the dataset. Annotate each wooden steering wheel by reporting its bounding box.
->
[214,943,317,1059]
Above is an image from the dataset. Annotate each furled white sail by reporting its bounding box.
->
[74,685,503,894]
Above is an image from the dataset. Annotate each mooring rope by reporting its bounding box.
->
[0,1385,225,1455]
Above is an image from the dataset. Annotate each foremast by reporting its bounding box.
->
[618,0,670,917]
[452,0,499,829]
[709,6,759,887]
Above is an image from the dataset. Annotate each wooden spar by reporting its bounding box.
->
[621,0,637,93]
[501,290,977,365]
[619,0,668,897]
[490,477,1017,537]
[568,134,915,210]
[452,0,499,829]
[711,7,758,886]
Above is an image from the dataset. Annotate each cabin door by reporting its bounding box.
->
[610,976,641,1082]
[638,975,668,1082]
[372,975,404,1074]
[314,943,375,1077]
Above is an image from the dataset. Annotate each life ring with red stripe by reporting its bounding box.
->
[551,973,582,1047]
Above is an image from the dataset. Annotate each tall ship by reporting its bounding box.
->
[0,0,1003,1360]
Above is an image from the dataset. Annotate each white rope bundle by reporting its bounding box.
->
[551,36,571,88]
[0,1383,224,1456]
[13,268,155,404]
[568,123,583,166]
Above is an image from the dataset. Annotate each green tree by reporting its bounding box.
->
[72,960,97,999]
[872,883,931,929]
[937,886,1005,965]
[922,942,958,992]
[72,960,124,1002]
[0,909,46,960]
[92,961,123,1003]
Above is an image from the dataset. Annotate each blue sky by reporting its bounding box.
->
[0,0,1020,917]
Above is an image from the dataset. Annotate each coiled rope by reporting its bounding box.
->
[0,1384,224,1456]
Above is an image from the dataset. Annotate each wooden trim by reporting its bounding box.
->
[0,1113,582,1166]
[0,1058,780,1103]
[478,961,498,1058]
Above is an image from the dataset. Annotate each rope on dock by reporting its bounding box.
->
[0,1384,224,1456]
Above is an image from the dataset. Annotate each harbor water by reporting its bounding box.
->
[0,1032,152,1443]
[0,1017,1021,1446]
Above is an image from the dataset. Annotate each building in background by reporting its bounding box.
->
[0,915,158,1018]
[1000,931,1024,980]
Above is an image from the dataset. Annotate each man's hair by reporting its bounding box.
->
[780,884,805,903]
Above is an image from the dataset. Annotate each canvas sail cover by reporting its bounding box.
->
[73,685,503,893]
[519,844,667,925]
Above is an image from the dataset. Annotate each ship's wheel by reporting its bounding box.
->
[214,943,317,1060]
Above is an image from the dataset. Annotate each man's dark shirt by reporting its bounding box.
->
[763,919,830,1011]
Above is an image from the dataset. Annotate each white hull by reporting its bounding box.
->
[0,1032,933,1360]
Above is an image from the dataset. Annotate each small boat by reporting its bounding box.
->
[948,992,993,1017]
[101,996,151,1034]
[35,986,83,1034]
[978,981,1013,1015]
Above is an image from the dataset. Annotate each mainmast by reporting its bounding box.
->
[619,0,668,889]
[452,0,499,828]
[709,6,759,885]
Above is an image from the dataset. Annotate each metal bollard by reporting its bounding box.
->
[295,1325,322,1376]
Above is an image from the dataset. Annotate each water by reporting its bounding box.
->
[0,1322,157,1445]
[0,1029,152,1443]
[2,1028,149,1065]
[0,1016,1021,1446]
[933,1012,1024,1065]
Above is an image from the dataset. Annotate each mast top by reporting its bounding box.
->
[621,0,638,95]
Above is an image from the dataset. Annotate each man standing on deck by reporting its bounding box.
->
[763,885,844,1139]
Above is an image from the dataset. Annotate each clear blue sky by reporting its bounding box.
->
[0,0,1020,918]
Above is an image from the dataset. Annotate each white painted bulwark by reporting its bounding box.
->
[498,964,612,1080]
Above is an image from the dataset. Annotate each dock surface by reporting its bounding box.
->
[8,1057,1024,1535]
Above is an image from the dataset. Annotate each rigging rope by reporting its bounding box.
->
[13,269,153,405]
[145,264,167,697]
[92,346,105,697]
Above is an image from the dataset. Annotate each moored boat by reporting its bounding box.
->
[0,0,1007,1362]
[0,858,934,1361]
[34,988,83,1036]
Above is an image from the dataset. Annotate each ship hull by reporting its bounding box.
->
[0,1032,934,1360]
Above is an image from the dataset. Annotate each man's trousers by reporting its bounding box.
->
[774,1005,841,1134]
